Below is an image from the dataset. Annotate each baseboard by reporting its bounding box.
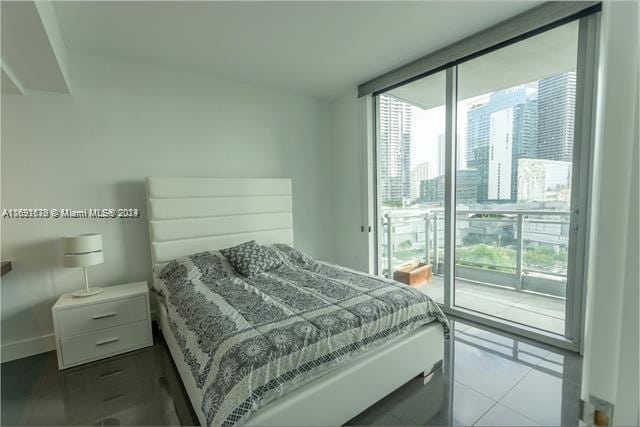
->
[1,334,56,363]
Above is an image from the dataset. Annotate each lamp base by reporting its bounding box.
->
[72,287,103,298]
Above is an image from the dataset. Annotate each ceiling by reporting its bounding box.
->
[1,1,70,93]
[53,1,542,100]
[390,19,578,110]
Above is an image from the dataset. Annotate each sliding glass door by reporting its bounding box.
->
[453,21,579,336]
[374,16,597,349]
[376,71,446,304]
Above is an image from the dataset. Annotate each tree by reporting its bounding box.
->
[456,244,515,271]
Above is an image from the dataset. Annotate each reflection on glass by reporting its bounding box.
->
[376,71,446,303]
[453,21,578,335]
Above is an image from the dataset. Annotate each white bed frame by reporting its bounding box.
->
[146,177,444,426]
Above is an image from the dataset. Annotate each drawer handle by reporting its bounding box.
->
[92,312,117,320]
[99,369,123,379]
[103,394,124,403]
[96,337,119,346]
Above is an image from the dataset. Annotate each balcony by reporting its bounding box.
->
[382,208,569,335]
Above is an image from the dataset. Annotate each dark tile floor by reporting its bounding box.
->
[1,319,582,426]
[1,327,199,426]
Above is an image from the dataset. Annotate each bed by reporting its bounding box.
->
[146,177,447,427]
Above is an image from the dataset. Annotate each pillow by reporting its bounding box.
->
[157,250,232,289]
[221,240,283,276]
[187,250,233,282]
[272,243,316,268]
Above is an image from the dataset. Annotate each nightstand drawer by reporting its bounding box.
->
[63,378,146,423]
[61,320,151,367]
[58,295,147,338]
[63,354,139,391]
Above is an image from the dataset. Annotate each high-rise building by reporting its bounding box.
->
[378,95,412,204]
[410,162,430,200]
[421,169,478,205]
[537,72,576,162]
[466,86,538,202]
[464,72,575,204]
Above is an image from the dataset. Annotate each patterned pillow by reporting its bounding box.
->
[158,250,232,285]
[273,243,316,268]
[221,240,283,276]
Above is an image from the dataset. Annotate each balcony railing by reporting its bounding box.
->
[382,208,570,297]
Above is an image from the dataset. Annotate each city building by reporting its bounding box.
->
[466,85,538,203]
[537,72,577,162]
[410,162,430,199]
[378,95,413,204]
[420,168,478,205]
[465,73,574,203]
[517,158,572,204]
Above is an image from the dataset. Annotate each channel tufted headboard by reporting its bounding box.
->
[145,177,293,275]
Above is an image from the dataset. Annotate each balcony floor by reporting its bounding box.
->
[417,276,566,335]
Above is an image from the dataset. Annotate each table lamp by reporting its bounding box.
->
[63,233,104,297]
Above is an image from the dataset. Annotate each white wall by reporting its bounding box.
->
[580,2,639,425]
[1,51,333,361]
[330,91,370,272]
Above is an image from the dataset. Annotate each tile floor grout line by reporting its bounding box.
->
[506,404,544,426]
[453,379,500,404]
[476,401,544,427]
[472,400,500,426]
[536,353,583,388]
[495,365,535,403]
[492,366,560,426]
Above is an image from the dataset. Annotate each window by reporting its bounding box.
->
[454,21,579,335]
[374,15,598,348]
[376,71,446,303]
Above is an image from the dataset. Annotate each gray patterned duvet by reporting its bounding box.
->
[158,244,449,427]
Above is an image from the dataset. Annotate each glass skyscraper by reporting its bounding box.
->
[537,72,577,162]
[377,95,413,205]
[464,71,575,203]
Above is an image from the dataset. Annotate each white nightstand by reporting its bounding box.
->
[52,281,153,370]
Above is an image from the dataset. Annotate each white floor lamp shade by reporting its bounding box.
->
[64,233,104,297]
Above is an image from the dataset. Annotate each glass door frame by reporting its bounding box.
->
[371,14,600,353]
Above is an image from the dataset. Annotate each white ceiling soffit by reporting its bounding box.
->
[53,1,541,100]
[389,20,579,110]
[1,59,24,94]
[1,1,71,94]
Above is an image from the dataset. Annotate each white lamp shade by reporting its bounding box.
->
[64,251,104,267]
[64,233,102,254]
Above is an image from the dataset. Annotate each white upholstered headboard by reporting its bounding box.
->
[146,177,293,274]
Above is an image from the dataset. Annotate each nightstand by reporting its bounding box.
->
[52,281,153,370]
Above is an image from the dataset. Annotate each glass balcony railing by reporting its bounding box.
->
[381,209,570,297]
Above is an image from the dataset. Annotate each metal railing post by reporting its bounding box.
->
[515,213,524,291]
[385,214,393,279]
[424,213,430,265]
[433,213,439,274]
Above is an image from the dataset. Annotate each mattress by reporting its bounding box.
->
[158,244,449,427]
